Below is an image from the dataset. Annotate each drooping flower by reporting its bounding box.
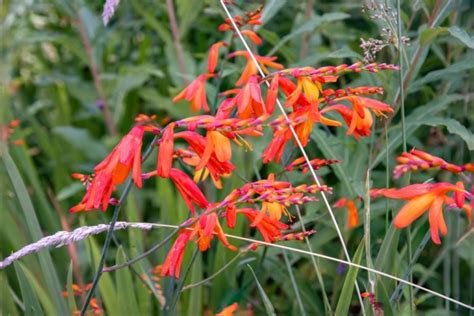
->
[161,231,192,278]
[237,208,289,242]
[191,213,237,252]
[71,126,145,212]
[197,130,232,170]
[229,51,283,86]
[173,74,214,112]
[169,168,209,215]
[157,123,175,178]
[216,302,239,316]
[334,198,359,229]
[208,41,228,73]
[372,182,470,244]
[240,29,262,45]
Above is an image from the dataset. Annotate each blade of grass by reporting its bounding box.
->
[335,241,364,316]
[66,262,77,314]
[2,144,67,315]
[283,251,306,316]
[14,262,43,316]
[115,247,140,315]
[247,264,276,316]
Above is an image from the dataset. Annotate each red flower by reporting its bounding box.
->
[161,231,191,278]
[229,51,283,86]
[169,168,209,215]
[157,123,175,178]
[71,126,145,212]
[173,74,214,112]
[208,41,228,73]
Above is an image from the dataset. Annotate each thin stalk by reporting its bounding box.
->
[294,205,332,315]
[390,231,431,303]
[80,180,133,315]
[283,251,306,316]
[396,0,406,152]
[182,251,243,291]
[166,247,199,313]
[165,0,189,85]
[219,2,366,312]
[80,135,158,314]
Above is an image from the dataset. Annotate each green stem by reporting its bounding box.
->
[283,251,306,316]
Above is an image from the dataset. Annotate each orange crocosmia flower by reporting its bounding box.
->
[157,123,175,178]
[233,76,266,119]
[229,51,283,86]
[278,76,311,109]
[173,74,214,112]
[372,182,469,244]
[261,129,291,163]
[175,131,235,182]
[237,208,289,242]
[191,213,237,252]
[177,149,228,189]
[323,96,393,139]
[216,302,238,316]
[169,168,209,215]
[265,73,280,114]
[225,204,237,228]
[161,231,191,278]
[334,198,359,229]
[208,41,228,73]
[285,76,322,107]
[197,130,232,170]
[241,29,263,45]
[70,126,145,212]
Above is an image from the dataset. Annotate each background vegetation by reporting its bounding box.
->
[1,0,473,315]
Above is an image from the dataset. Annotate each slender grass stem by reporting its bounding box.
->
[182,251,243,291]
[283,251,306,316]
[166,247,199,313]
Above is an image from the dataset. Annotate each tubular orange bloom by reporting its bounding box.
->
[197,130,232,170]
[191,213,237,252]
[157,123,175,178]
[169,168,209,215]
[208,41,228,73]
[71,126,145,212]
[173,74,214,112]
[233,76,266,118]
[372,182,470,244]
[265,73,280,114]
[229,51,283,86]
[237,208,289,242]
[322,96,393,139]
[334,198,359,229]
[285,76,322,107]
[225,204,237,228]
[174,131,235,183]
[286,157,340,173]
[161,231,192,278]
[261,130,291,163]
[241,29,262,45]
[216,302,238,316]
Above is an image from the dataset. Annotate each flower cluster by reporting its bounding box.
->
[63,283,103,315]
[1,119,24,146]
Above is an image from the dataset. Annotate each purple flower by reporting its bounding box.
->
[102,0,120,26]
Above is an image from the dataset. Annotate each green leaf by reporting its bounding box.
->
[66,262,77,314]
[411,117,474,150]
[0,270,19,315]
[14,263,43,316]
[115,247,140,315]
[448,26,474,49]
[2,144,67,315]
[247,264,276,316]
[419,26,448,46]
[52,126,108,160]
[15,262,56,315]
[56,182,84,201]
[334,241,364,316]
[267,13,350,56]
[177,0,204,37]
[112,72,150,123]
[260,0,287,26]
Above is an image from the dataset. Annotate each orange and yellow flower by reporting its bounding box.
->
[372,182,470,244]
[173,74,214,112]
[334,197,359,229]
